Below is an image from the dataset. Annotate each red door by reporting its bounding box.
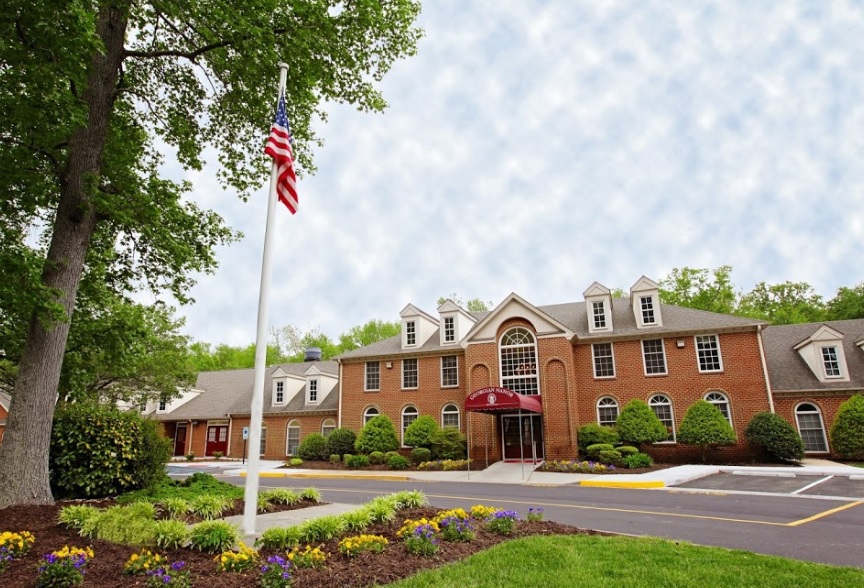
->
[501,415,544,462]
[173,425,187,457]
[206,426,228,456]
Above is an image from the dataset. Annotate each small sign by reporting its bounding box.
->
[242,426,249,440]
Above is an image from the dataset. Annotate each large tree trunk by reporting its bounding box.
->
[0,4,128,509]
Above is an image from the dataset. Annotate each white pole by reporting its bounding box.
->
[466,411,471,480]
[243,63,289,535]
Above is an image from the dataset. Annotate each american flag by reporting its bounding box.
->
[264,92,298,214]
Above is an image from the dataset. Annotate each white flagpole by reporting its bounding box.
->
[243,62,289,535]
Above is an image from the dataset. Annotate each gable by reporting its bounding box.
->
[465,293,572,343]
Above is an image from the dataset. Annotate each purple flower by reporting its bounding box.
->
[171,561,186,571]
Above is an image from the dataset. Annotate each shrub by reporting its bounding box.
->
[212,451,224,460]
[299,487,322,502]
[190,494,233,520]
[429,428,467,460]
[368,451,385,465]
[261,488,300,506]
[188,521,240,553]
[677,400,737,462]
[391,490,428,508]
[384,450,401,461]
[341,508,373,532]
[622,452,654,468]
[585,443,615,459]
[538,460,612,473]
[366,499,397,523]
[411,447,432,464]
[257,494,273,513]
[617,445,639,456]
[153,520,189,550]
[387,454,410,470]
[58,505,100,530]
[286,458,304,467]
[404,415,439,448]
[342,453,354,464]
[745,412,805,463]
[325,428,358,458]
[577,423,620,452]
[346,454,370,469]
[82,503,157,545]
[162,497,190,519]
[596,449,623,465]
[616,399,669,446]
[355,415,400,454]
[830,394,864,459]
[329,453,342,464]
[297,433,328,461]
[50,403,171,498]
[256,526,302,550]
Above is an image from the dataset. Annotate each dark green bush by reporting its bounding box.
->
[404,415,439,448]
[297,433,328,460]
[577,424,620,451]
[355,415,400,454]
[411,447,432,464]
[369,451,385,465]
[596,449,623,465]
[744,412,805,463]
[677,400,736,462]
[617,445,639,456]
[622,453,653,468]
[387,454,410,470]
[346,454,370,469]
[384,451,401,461]
[430,428,466,460]
[50,403,171,498]
[325,428,357,458]
[585,443,615,459]
[616,399,669,446]
[830,395,864,459]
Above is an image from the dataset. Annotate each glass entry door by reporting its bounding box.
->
[501,414,543,461]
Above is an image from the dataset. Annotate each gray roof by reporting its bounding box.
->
[336,300,763,360]
[762,319,864,393]
[150,360,338,421]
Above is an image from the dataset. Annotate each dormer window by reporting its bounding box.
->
[158,400,167,411]
[307,379,319,403]
[443,316,455,343]
[406,321,416,346]
[640,296,656,325]
[821,346,841,378]
[592,301,607,329]
[630,276,662,328]
[275,381,284,404]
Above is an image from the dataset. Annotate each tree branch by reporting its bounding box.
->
[124,27,289,61]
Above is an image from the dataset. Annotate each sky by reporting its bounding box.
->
[164,1,864,347]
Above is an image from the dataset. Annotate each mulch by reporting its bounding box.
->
[0,502,600,588]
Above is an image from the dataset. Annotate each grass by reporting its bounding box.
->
[117,473,244,503]
[387,534,864,588]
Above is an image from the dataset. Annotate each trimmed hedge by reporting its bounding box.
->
[744,412,804,463]
[325,428,357,458]
[404,415,439,448]
[616,399,669,446]
[830,394,864,459]
[355,415,400,454]
[297,433,328,461]
[577,424,620,452]
[677,400,736,462]
[411,447,432,464]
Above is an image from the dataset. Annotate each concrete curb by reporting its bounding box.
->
[579,479,666,489]
[239,471,411,482]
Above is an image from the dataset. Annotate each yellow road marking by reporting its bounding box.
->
[786,501,864,527]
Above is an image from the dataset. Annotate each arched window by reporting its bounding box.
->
[704,391,732,427]
[649,394,675,442]
[499,327,539,395]
[401,406,419,446]
[597,397,619,426]
[441,404,460,429]
[321,418,336,437]
[363,407,379,425]
[795,403,828,453]
[259,422,268,456]
[285,420,300,456]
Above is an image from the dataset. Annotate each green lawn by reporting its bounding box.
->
[388,534,863,588]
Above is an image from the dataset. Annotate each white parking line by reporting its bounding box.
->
[792,475,833,495]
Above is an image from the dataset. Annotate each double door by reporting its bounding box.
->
[501,414,543,461]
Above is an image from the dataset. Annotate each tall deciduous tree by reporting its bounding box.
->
[337,319,401,352]
[826,284,864,320]
[0,0,422,507]
[737,281,826,325]
[658,266,738,315]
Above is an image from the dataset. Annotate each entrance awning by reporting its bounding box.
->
[465,387,542,413]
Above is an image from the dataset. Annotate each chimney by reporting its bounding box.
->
[304,347,322,362]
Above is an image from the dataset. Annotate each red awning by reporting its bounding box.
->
[464,387,542,413]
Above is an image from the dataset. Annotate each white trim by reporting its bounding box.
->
[285,419,300,456]
[596,396,619,426]
[704,391,733,429]
[440,355,459,388]
[401,405,419,447]
[794,402,830,453]
[641,339,668,376]
[648,393,676,443]
[695,334,724,373]
[401,358,419,390]
[441,403,460,430]
[591,342,616,379]
[364,361,381,392]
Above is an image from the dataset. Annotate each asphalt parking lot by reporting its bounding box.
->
[676,471,864,498]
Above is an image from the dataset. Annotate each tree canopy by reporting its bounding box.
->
[0,0,422,508]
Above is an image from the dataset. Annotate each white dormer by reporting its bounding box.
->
[304,364,338,405]
[583,282,614,334]
[154,388,201,414]
[630,276,662,328]
[437,299,478,345]
[271,367,305,406]
[399,304,439,350]
[793,325,850,383]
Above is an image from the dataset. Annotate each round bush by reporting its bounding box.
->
[585,443,615,459]
[744,412,805,463]
[411,447,432,464]
[577,424,620,451]
[369,451,385,465]
[830,395,864,459]
[678,400,736,462]
[596,449,622,465]
[617,445,639,456]
[384,451,401,461]
[355,415,400,454]
[297,433,328,461]
[329,454,341,464]
[622,453,653,469]
[387,454,410,470]
[616,399,669,446]
[404,415,439,448]
[325,428,357,458]
[430,428,467,460]
[287,458,304,467]
[342,453,354,464]
[346,454,370,469]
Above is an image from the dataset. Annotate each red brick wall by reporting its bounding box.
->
[228,413,337,460]
[773,394,860,456]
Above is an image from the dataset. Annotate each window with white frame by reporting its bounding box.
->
[321,418,336,437]
[260,423,268,456]
[592,301,607,329]
[649,394,675,441]
[406,321,416,346]
[597,397,619,426]
[402,358,418,389]
[441,404,460,429]
[642,339,667,375]
[363,407,379,425]
[795,403,829,452]
[821,346,842,378]
[275,381,285,404]
[365,362,380,391]
[441,355,458,387]
[307,379,319,403]
[158,400,167,411]
[444,316,455,343]
[499,327,539,395]
[592,343,615,378]
[640,296,656,325]
[696,335,723,372]
[285,420,300,456]
[704,391,732,426]
[401,406,418,445]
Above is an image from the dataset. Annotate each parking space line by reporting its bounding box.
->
[791,475,832,495]
[786,501,864,527]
